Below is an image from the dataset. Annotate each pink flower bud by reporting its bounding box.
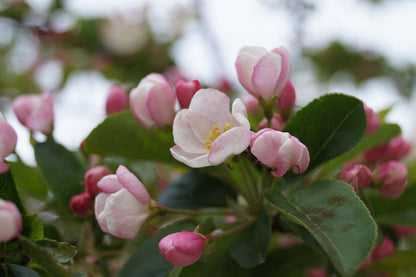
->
[84,166,112,196]
[175,79,202,109]
[307,269,326,277]
[337,163,372,193]
[372,237,394,261]
[276,78,296,110]
[106,84,128,115]
[158,231,206,267]
[0,120,17,173]
[235,46,290,101]
[130,73,176,129]
[0,199,22,242]
[363,136,411,163]
[95,165,151,239]
[12,92,54,135]
[393,225,416,237]
[70,192,93,216]
[359,254,372,271]
[363,103,380,136]
[242,94,260,114]
[217,76,232,93]
[250,129,309,177]
[376,161,407,199]
[257,114,284,131]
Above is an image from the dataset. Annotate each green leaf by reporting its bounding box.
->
[167,267,183,277]
[36,239,77,263]
[229,206,271,268]
[118,219,197,277]
[0,264,40,277]
[34,139,85,208]
[371,250,416,276]
[368,184,416,226]
[320,123,401,175]
[265,180,377,276]
[9,161,48,197]
[84,111,177,164]
[284,93,366,171]
[22,215,44,242]
[253,245,324,276]
[157,171,236,209]
[0,171,25,213]
[19,236,72,277]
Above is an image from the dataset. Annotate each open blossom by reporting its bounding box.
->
[170,89,251,168]
[130,73,176,129]
[235,46,290,101]
[338,163,372,193]
[376,161,407,199]
[95,165,151,239]
[0,199,22,242]
[12,92,54,135]
[106,84,128,115]
[159,231,206,267]
[0,118,17,173]
[250,128,309,177]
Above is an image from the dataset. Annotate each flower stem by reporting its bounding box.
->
[156,206,233,216]
[209,219,255,239]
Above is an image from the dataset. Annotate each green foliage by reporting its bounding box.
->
[265,180,377,276]
[229,207,271,268]
[369,184,416,226]
[85,112,178,164]
[36,239,77,264]
[0,171,25,213]
[0,264,40,277]
[285,93,367,172]
[22,215,44,242]
[9,161,48,198]
[371,251,416,276]
[118,220,197,277]
[34,139,85,209]
[157,171,237,209]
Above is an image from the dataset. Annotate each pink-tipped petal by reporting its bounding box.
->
[104,189,150,239]
[250,130,284,168]
[188,89,232,127]
[172,110,208,153]
[116,165,151,205]
[0,121,17,158]
[97,175,122,194]
[231,98,250,129]
[146,80,176,126]
[208,127,251,165]
[130,82,155,128]
[0,199,22,242]
[95,193,110,234]
[170,145,210,168]
[106,84,128,115]
[251,52,282,100]
[271,47,291,95]
[277,78,296,110]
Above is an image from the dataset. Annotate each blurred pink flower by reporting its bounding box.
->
[106,84,128,115]
[0,199,22,242]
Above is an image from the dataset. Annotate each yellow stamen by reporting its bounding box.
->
[203,123,232,151]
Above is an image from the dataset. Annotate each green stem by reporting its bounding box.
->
[209,219,255,239]
[222,164,253,204]
[238,158,261,208]
[157,206,233,216]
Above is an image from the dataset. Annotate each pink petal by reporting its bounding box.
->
[130,81,155,128]
[97,175,122,193]
[272,138,303,177]
[146,78,176,126]
[26,93,54,135]
[170,145,210,168]
[104,189,150,239]
[116,165,151,205]
[271,47,291,95]
[0,160,9,173]
[188,89,233,127]
[95,193,110,233]
[172,110,207,153]
[0,121,17,158]
[231,98,250,129]
[251,52,282,100]
[0,200,22,242]
[208,127,251,165]
[106,84,128,115]
[250,130,285,168]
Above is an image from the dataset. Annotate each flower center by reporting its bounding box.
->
[204,123,231,150]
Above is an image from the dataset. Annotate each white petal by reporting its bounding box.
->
[173,110,207,153]
[231,98,250,129]
[170,145,210,168]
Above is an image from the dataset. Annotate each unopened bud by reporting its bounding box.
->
[85,166,112,196]
[0,199,22,242]
[376,161,407,199]
[70,192,93,216]
[175,79,202,109]
[106,84,128,115]
[338,163,372,193]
